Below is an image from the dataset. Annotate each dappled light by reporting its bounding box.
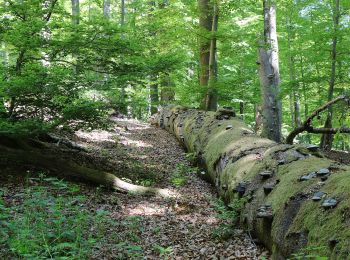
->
[1,0,349,258]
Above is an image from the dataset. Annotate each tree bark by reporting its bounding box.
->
[320,0,340,151]
[148,1,159,115]
[150,74,159,115]
[103,0,111,19]
[71,0,80,74]
[156,106,350,259]
[198,0,212,109]
[160,73,175,104]
[71,0,79,25]
[203,0,219,111]
[257,0,282,143]
[121,0,126,26]
[0,138,176,198]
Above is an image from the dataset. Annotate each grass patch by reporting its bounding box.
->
[211,197,247,240]
[170,163,190,187]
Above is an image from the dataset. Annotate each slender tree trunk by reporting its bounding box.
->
[239,101,244,119]
[121,0,126,26]
[257,0,282,142]
[71,0,80,74]
[299,55,311,143]
[287,19,301,128]
[255,104,263,134]
[289,94,295,129]
[148,1,158,115]
[103,0,111,18]
[71,0,79,25]
[198,0,212,109]
[119,0,128,114]
[204,0,219,111]
[150,75,159,115]
[160,73,175,104]
[1,42,9,116]
[320,0,340,151]
[1,42,8,74]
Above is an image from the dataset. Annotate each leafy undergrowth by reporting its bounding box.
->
[0,174,135,259]
[0,117,269,259]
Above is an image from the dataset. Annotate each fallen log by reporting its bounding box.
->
[155,106,350,259]
[0,137,176,198]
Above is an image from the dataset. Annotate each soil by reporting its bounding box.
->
[0,117,269,259]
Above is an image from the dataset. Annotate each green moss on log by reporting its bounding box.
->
[157,106,350,259]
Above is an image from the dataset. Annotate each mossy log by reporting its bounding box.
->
[154,106,350,259]
[0,137,176,198]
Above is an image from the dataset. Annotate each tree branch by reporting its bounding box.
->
[286,95,349,144]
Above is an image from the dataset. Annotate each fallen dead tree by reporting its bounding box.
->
[154,106,350,259]
[0,137,176,198]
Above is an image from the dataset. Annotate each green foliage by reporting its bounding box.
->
[0,176,113,259]
[170,163,190,187]
[0,0,349,146]
[153,245,173,257]
[211,198,247,240]
[290,246,328,259]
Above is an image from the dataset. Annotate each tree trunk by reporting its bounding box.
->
[239,101,244,119]
[148,1,158,115]
[320,0,340,151]
[299,55,311,143]
[121,0,126,26]
[103,0,111,18]
[0,138,175,198]
[203,0,219,111]
[287,20,301,129]
[71,0,79,25]
[160,73,175,104]
[156,106,350,259]
[255,104,263,133]
[71,0,80,74]
[257,0,282,143]
[198,0,212,109]
[150,75,159,115]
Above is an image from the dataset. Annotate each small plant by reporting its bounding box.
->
[0,174,115,259]
[211,198,247,240]
[154,245,173,257]
[170,163,190,187]
[185,152,197,164]
[290,246,328,259]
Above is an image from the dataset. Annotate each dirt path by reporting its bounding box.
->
[1,117,268,259]
[73,117,268,259]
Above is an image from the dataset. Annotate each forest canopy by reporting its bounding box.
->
[0,0,349,149]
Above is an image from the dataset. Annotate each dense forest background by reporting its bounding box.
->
[1,0,349,149]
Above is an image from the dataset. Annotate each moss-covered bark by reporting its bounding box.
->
[155,106,350,259]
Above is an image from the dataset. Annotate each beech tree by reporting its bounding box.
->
[257,0,282,142]
[320,0,340,151]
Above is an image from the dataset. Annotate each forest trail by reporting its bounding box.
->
[0,118,269,259]
[83,117,267,258]
[73,117,268,258]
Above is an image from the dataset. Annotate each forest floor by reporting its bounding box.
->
[0,116,269,259]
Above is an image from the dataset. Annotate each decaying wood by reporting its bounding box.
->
[156,105,350,259]
[0,137,177,198]
[286,95,349,144]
